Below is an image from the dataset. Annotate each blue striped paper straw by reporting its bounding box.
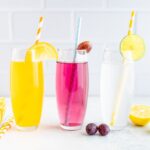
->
[73,17,82,62]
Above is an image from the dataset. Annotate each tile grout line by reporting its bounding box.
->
[0,8,150,13]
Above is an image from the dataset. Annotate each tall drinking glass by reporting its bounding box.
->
[56,49,89,130]
[10,49,44,131]
[100,48,134,130]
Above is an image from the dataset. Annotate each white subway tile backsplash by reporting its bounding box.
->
[0,72,10,96]
[108,0,150,9]
[75,11,130,43]
[0,44,11,73]
[89,73,100,96]
[135,42,150,76]
[0,0,42,9]
[135,75,150,96]
[88,44,103,74]
[136,12,150,41]
[0,44,12,96]
[44,61,56,75]
[44,74,56,96]
[0,0,148,96]
[12,12,72,42]
[136,12,150,76]
[0,13,10,40]
[45,0,103,9]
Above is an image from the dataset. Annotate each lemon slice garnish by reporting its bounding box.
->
[129,105,150,126]
[26,42,58,61]
[120,34,145,61]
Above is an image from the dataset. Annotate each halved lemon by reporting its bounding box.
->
[0,97,5,124]
[129,105,150,126]
[120,34,145,61]
[26,42,58,61]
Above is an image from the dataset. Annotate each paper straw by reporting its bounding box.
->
[35,16,44,44]
[0,106,5,124]
[128,10,135,35]
[0,117,14,139]
[110,52,133,126]
[110,10,135,127]
[73,17,82,61]
[0,97,6,124]
[110,66,129,126]
[64,18,82,125]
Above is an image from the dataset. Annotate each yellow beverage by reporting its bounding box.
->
[10,60,44,128]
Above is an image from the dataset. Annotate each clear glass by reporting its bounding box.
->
[10,49,44,131]
[56,49,89,130]
[100,48,134,130]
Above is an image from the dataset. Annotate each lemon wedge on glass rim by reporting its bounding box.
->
[26,42,58,61]
[129,105,150,126]
[120,34,145,61]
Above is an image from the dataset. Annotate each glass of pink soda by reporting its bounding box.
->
[56,49,89,130]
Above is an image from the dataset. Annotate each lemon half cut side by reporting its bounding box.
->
[129,105,150,126]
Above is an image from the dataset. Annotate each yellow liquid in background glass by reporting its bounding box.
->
[10,61,44,127]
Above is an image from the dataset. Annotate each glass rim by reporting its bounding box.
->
[56,60,88,63]
[104,48,120,53]
[58,48,87,52]
[11,48,30,62]
[57,48,88,63]
[12,48,28,51]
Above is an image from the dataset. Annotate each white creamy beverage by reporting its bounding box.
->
[100,50,134,130]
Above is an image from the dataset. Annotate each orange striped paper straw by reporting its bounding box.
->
[128,10,135,35]
[0,117,14,139]
[0,97,6,124]
[35,16,44,44]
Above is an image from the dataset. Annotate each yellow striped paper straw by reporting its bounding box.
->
[110,11,135,127]
[110,65,129,127]
[0,117,14,139]
[128,10,135,35]
[35,16,44,44]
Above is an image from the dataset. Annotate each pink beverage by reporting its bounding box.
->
[56,50,88,130]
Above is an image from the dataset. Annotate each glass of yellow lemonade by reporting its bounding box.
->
[10,49,44,131]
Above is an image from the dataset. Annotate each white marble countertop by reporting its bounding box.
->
[1,97,150,150]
